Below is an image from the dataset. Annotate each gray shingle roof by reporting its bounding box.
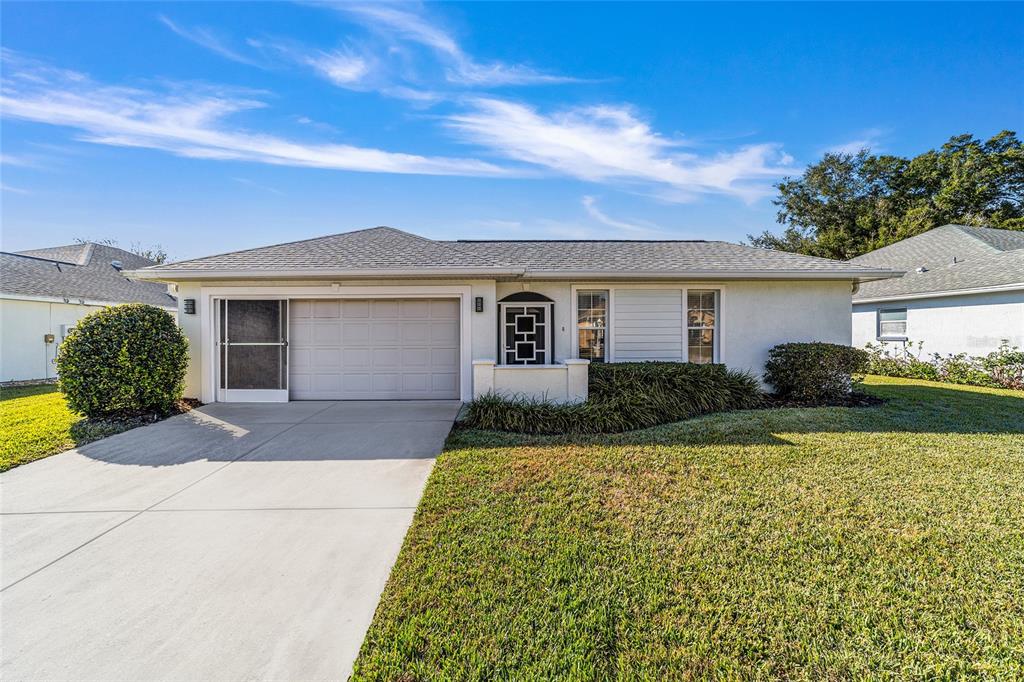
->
[851,225,1024,301]
[1,243,177,307]
[133,226,897,280]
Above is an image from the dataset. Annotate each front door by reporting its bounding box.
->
[217,299,289,402]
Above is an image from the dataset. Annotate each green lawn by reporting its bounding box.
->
[0,384,133,471]
[353,376,1024,680]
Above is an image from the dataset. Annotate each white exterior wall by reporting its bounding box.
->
[0,298,106,382]
[852,290,1024,357]
[719,280,852,379]
[168,277,854,401]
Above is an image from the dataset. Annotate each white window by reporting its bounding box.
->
[878,308,907,338]
[577,290,608,362]
[686,290,717,364]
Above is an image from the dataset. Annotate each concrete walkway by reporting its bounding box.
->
[1,400,460,681]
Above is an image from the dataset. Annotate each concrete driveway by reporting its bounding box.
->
[1,400,460,681]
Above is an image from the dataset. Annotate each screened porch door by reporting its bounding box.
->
[217,299,289,402]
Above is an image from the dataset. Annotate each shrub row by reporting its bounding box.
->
[865,340,1024,390]
[462,362,763,435]
[57,304,189,418]
[763,342,869,403]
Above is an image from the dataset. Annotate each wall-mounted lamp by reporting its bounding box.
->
[43,333,55,344]
[183,299,196,315]
[474,296,484,313]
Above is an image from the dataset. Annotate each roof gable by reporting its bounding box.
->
[852,225,1024,300]
[1,243,176,307]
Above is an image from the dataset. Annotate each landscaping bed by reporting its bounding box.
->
[353,376,1024,679]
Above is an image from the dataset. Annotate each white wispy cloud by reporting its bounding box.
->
[328,3,585,87]
[581,195,659,235]
[1,182,30,194]
[232,177,285,195]
[447,99,793,201]
[825,128,886,155]
[303,49,370,86]
[0,53,512,178]
[159,15,261,67]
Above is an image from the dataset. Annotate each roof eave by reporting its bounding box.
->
[853,281,1024,304]
[126,266,903,282]
[124,267,529,281]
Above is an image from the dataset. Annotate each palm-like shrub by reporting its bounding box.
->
[464,362,762,435]
[57,304,189,418]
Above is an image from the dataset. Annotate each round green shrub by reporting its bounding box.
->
[763,342,869,404]
[56,304,189,418]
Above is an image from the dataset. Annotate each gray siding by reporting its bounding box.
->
[612,289,683,360]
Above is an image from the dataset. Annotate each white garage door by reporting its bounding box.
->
[289,299,460,400]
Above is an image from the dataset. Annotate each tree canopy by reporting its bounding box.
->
[748,131,1024,260]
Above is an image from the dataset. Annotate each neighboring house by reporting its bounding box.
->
[128,226,899,404]
[0,243,177,383]
[850,225,1024,357]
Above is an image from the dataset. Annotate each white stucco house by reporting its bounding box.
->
[128,227,899,404]
[851,225,1024,357]
[0,243,177,383]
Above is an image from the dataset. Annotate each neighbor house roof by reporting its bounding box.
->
[0,242,177,308]
[851,224,1024,302]
[129,227,899,282]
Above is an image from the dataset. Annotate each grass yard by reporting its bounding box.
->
[353,376,1024,680]
[0,384,136,471]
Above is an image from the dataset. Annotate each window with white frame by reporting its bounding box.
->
[878,308,907,338]
[686,290,717,364]
[499,292,553,365]
[577,290,608,362]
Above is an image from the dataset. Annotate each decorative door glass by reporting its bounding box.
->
[501,304,550,365]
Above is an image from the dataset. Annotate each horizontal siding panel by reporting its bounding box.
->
[613,289,683,361]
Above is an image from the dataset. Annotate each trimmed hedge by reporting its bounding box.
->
[57,304,189,418]
[763,342,868,404]
[463,362,762,435]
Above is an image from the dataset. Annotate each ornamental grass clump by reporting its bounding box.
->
[463,361,762,435]
[56,303,189,418]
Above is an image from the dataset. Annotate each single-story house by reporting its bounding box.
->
[129,227,899,404]
[0,243,177,383]
[851,224,1024,357]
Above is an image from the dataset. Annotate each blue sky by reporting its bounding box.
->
[2,2,1021,260]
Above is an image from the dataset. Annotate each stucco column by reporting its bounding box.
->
[472,359,496,399]
[563,358,590,403]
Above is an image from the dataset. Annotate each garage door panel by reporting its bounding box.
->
[313,300,341,318]
[371,300,399,317]
[430,322,459,344]
[342,323,370,344]
[400,300,430,318]
[312,324,341,344]
[312,348,341,368]
[342,300,370,318]
[342,348,371,367]
[371,321,401,344]
[430,300,459,319]
[431,348,459,368]
[290,298,460,400]
[402,349,430,367]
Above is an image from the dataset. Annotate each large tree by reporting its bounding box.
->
[748,130,1024,260]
